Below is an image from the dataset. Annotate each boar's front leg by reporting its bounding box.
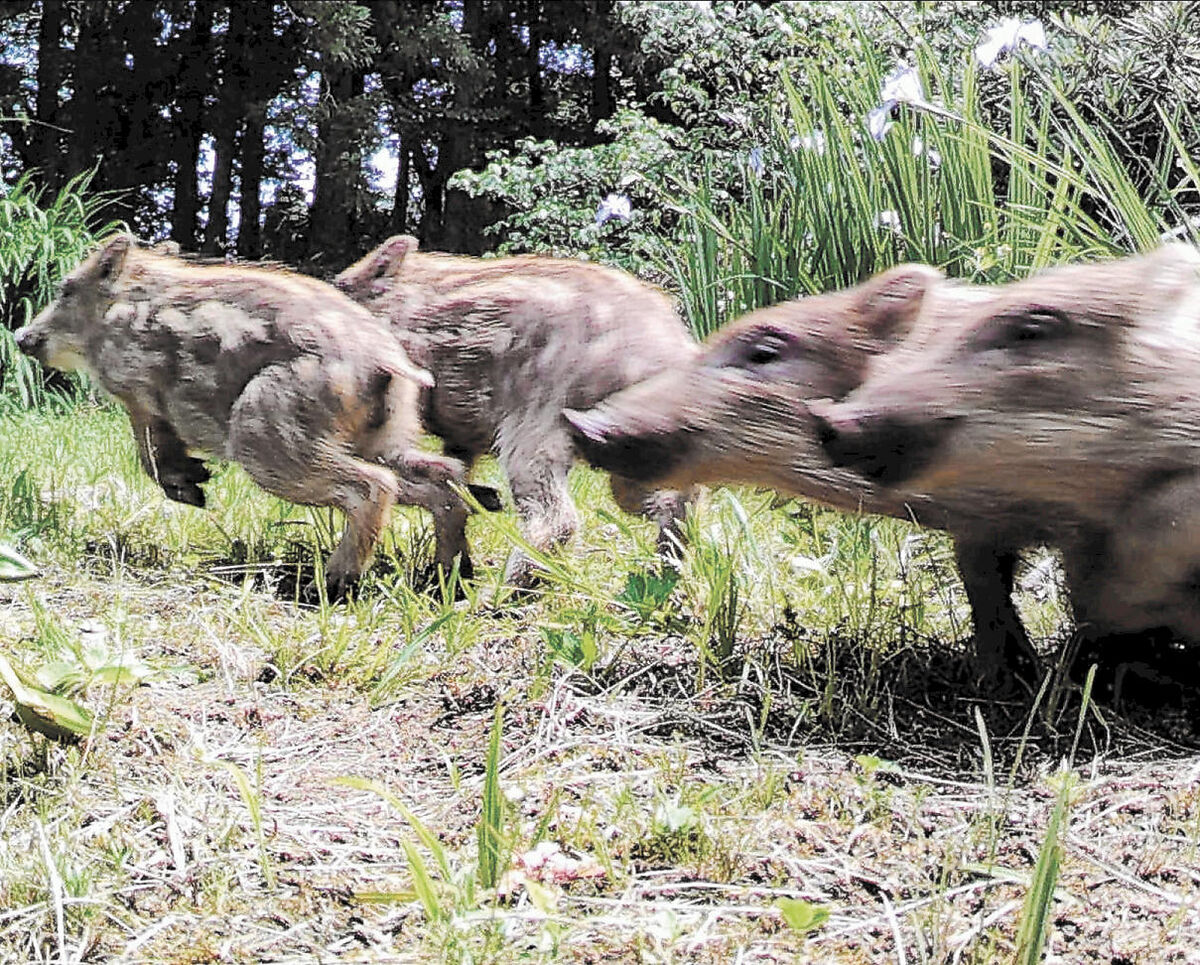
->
[126,404,210,507]
[382,448,479,580]
[953,535,1041,682]
[499,429,580,586]
[228,361,401,597]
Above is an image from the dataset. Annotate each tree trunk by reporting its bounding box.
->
[203,2,247,255]
[64,1,110,180]
[202,119,237,254]
[527,0,545,136]
[170,2,214,249]
[237,104,266,258]
[34,0,66,186]
[590,0,614,129]
[308,64,364,265]
[389,141,410,235]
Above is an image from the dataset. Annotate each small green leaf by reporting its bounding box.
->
[523,877,559,914]
[0,654,95,742]
[654,801,697,834]
[775,897,831,935]
[0,542,38,582]
[401,839,445,921]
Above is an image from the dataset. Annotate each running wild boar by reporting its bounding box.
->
[813,244,1200,649]
[335,235,697,584]
[564,264,1050,678]
[15,233,491,595]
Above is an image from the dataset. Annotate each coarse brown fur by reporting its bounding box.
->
[335,235,698,584]
[813,244,1200,650]
[15,233,487,595]
[564,265,1049,679]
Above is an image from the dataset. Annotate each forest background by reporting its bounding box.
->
[1,0,1186,282]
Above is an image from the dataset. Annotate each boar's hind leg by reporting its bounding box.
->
[953,537,1040,683]
[228,364,400,597]
[609,475,691,561]
[499,433,579,586]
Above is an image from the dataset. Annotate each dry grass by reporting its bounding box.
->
[1,404,1199,963]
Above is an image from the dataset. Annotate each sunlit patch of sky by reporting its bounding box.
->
[258,70,319,209]
[541,41,588,73]
[368,142,400,196]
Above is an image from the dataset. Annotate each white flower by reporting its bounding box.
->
[875,210,902,235]
[976,17,1048,69]
[748,147,765,177]
[595,193,632,225]
[791,129,827,154]
[912,135,942,171]
[868,63,931,141]
[867,105,893,142]
[880,62,927,106]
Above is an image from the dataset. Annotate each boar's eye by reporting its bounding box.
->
[742,332,789,366]
[976,306,1071,352]
[1011,308,1070,342]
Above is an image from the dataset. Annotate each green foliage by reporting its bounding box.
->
[0,169,120,406]
[215,757,278,890]
[0,540,37,580]
[540,625,600,673]
[1014,772,1076,964]
[0,653,95,743]
[616,567,680,628]
[458,6,1200,343]
[476,704,508,891]
[667,33,1197,335]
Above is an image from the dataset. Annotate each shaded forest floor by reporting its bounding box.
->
[1,405,1199,963]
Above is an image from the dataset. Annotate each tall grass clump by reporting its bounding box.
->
[0,169,121,407]
[666,24,1199,336]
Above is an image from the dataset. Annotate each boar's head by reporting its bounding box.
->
[564,263,942,509]
[813,244,1200,497]
[15,233,135,374]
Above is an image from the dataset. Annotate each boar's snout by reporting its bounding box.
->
[14,325,45,360]
[563,407,684,484]
[809,400,959,487]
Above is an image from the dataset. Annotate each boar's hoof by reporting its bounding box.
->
[1068,627,1188,709]
[466,483,504,513]
[161,480,207,507]
[157,457,211,507]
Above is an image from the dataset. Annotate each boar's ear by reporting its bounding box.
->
[857,263,943,343]
[373,234,421,279]
[1145,243,1200,299]
[93,234,134,285]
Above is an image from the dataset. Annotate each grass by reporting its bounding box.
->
[0,402,1198,962]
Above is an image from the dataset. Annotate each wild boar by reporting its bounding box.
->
[334,235,697,584]
[15,233,492,595]
[563,264,1048,679]
[811,244,1200,651]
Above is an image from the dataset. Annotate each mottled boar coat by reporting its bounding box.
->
[564,265,1048,676]
[813,245,1200,644]
[15,233,476,594]
[335,235,697,582]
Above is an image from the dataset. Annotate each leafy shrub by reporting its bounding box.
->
[455,5,1200,337]
[0,169,122,406]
